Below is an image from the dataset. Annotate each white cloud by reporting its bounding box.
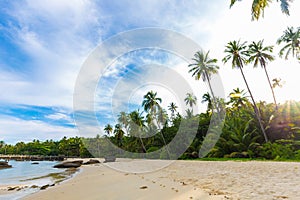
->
[2,0,300,143]
[0,115,78,144]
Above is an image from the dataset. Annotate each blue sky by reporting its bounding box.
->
[0,0,300,144]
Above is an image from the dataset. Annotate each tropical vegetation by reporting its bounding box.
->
[1,25,300,162]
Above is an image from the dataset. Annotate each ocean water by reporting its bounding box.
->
[0,160,65,200]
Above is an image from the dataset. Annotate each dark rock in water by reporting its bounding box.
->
[53,160,83,168]
[40,184,50,190]
[31,162,39,165]
[83,159,100,165]
[7,186,18,191]
[31,185,39,188]
[104,156,116,163]
[0,161,12,169]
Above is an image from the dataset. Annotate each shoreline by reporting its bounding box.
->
[0,164,80,200]
[23,160,222,200]
[0,159,298,199]
[22,159,300,200]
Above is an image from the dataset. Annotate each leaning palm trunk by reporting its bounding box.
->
[138,136,146,153]
[238,59,268,142]
[262,62,278,110]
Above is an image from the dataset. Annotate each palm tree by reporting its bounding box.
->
[113,124,124,147]
[184,92,197,109]
[277,27,300,60]
[272,78,284,88]
[223,40,268,142]
[168,102,178,120]
[157,108,168,128]
[142,91,162,115]
[230,0,293,20]
[201,92,213,112]
[142,91,170,157]
[229,88,249,108]
[104,124,113,136]
[118,112,130,135]
[129,110,146,153]
[248,40,277,110]
[188,50,219,112]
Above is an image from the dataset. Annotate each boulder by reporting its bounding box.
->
[40,184,50,190]
[53,160,83,168]
[0,161,12,169]
[83,159,100,165]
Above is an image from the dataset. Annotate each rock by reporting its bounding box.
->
[104,156,116,163]
[7,186,18,191]
[0,161,12,169]
[140,186,148,189]
[31,162,39,165]
[83,159,100,165]
[31,185,39,188]
[40,184,50,190]
[53,160,83,168]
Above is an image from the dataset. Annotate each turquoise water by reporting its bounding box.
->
[0,160,65,199]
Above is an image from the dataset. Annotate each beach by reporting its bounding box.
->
[22,159,300,200]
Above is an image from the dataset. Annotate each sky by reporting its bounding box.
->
[0,0,299,144]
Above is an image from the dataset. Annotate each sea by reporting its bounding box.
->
[0,160,67,200]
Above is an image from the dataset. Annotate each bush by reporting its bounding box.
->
[258,142,295,160]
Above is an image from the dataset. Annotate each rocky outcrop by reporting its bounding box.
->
[83,159,100,165]
[53,160,83,168]
[0,161,12,169]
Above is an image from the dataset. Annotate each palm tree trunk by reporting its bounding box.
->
[238,61,268,142]
[205,71,221,121]
[155,116,171,159]
[263,64,278,110]
[138,136,146,153]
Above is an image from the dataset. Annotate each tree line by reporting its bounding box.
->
[1,25,299,161]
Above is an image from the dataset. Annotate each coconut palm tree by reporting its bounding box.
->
[184,93,197,109]
[118,111,130,135]
[272,78,284,88]
[142,91,170,157]
[229,88,249,108]
[142,91,162,115]
[104,124,113,136]
[230,0,293,20]
[113,124,124,147]
[248,40,277,109]
[277,26,300,60]
[157,108,168,128]
[188,50,219,112]
[168,102,178,120]
[223,40,268,142]
[129,110,146,153]
[201,92,213,112]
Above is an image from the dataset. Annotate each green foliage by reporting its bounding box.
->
[229,0,292,20]
[258,142,295,160]
[1,91,300,162]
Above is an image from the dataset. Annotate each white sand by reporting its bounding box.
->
[22,160,300,200]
